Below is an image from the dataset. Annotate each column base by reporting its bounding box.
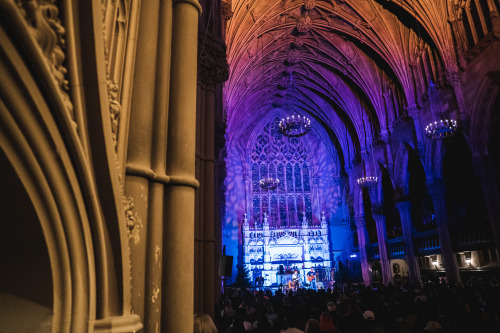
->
[94,314,143,333]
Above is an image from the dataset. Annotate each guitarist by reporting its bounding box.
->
[307,267,317,290]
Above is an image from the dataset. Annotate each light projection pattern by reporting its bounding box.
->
[251,118,312,227]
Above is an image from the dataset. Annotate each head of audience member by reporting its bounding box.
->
[320,312,336,333]
[327,302,337,313]
[193,313,218,333]
[363,310,375,321]
[424,321,443,332]
[305,318,321,333]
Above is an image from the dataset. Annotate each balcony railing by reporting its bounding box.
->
[455,230,494,251]
[386,237,405,258]
[414,230,440,255]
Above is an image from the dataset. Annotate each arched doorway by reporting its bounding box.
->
[0,150,52,332]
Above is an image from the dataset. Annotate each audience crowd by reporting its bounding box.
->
[209,278,500,333]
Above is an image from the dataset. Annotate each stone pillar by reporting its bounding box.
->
[445,67,469,129]
[195,2,229,316]
[371,205,393,285]
[313,176,321,223]
[395,200,422,284]
[472,156,500,260]
[407,104,425,158]
[162,2,201,333]
[124,0,160,323]
[354,215,371,286]
[380,130,393,177]
[427,179,460,282]
[486,0,500,39]
[244,174,252,217]
[448,12,468,70]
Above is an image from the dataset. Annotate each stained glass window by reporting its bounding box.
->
[251,118,313,227]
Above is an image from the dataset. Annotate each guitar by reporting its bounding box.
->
[307,274,315,282]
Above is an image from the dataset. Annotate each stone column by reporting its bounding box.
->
[380,130,393,177]
[354,215,371,286]
[407,104,425,158]
[370,203,393,285]
[124,0,160,322]
[395,200,422,284]
[195,24,229,316]
[446,67,469,130]
[162,1,201,333]
[313,176,321,223]
[427,179,460,282]
[448,12,468,70]
[486,0,500,39]
[472,156,500,260]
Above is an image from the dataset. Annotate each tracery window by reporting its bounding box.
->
[251,118,313,227]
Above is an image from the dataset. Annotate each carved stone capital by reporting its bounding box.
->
[222,1,234,21]
[445,67,461,87]
[380,130,390,143]
[354,215,365,228]
[198,37,229,86]
[406,104,420,118]
[215,119,227,152]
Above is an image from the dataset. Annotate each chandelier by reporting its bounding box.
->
[425,81,457,139]
[357,176,378,189]
[259,177,279,190]
[425,119,457,139]
[279,71,311,137]
[356,114,378,189]
[279,115,311,137]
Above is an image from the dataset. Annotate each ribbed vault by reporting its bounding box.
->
[225,0,458,168]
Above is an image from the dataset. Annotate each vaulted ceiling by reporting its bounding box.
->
[224,0,460,168]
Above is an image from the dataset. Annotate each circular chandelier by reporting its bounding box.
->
[259,177,279,190]
[425,119,457,140]
[279,115,311,137]
[356,176,378,189]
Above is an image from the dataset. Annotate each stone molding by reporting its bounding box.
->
[198,36,229,86]
[14,0,74,122]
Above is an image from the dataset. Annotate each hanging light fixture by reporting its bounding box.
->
[259,177,279,190]
[257,36,280,191]
[279,72,311,137]
[405,1,457,140]
[357,114,378,189]
[425,81,457,139]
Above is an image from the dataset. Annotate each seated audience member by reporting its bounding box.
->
[319,312,337,333]
[424,321,442,333]
[305,319,321,333]
[194,313,218,333]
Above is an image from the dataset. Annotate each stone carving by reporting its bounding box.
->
[286,49,300,64]
[297,12,312,33]
[107,80,121,151]
[15,0,74,123]
[198,38,230,86]
[304,0,315,11]
[222,0,233,21]
[123,196,143,244]
[278,76,289,89]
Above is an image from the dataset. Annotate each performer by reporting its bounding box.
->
[291,270,300,291]
[307,267,317,290]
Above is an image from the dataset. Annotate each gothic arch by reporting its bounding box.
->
[0,1,139,330]
[469,73,500,157]
[0,12,95,330]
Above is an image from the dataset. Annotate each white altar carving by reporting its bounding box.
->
[242,212,332,288]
